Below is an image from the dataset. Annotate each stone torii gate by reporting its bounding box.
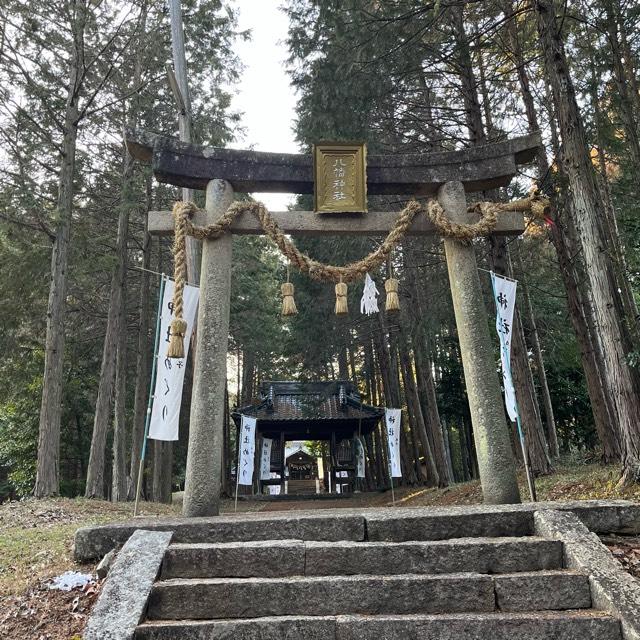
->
[126,129,541,517]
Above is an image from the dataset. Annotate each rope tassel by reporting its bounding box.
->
[167,200,195,359]
[167,195,548,336]
[167,318,188,358]
[281,282,298,316]
[385,278,400,312]
[335,281,348,315]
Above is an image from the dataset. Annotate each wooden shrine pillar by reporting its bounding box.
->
[439,181,520,504]
[183,179,234,517]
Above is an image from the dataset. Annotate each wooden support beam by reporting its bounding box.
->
[148,208,525,237]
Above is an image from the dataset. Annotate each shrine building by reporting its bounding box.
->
[232,381,384,495]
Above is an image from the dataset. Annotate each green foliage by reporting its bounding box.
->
[0,358,43,497]
[0,0,242,499]
[1,0,638,499]
[305,441,328,458]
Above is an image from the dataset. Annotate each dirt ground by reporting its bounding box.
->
[2,462,640,639]
[0,579,100,640]
[602,535,640,580]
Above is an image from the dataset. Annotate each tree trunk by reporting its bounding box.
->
[503,0,621,460]
[602,0,640,168]
[450,5,485,144]
[536,0,640,482]
[414,338,451,486]
[441,420,455,482]
[85,152,132,498]
[588,51,640,357]
[398,338,436,485]
[389,331,418,485]
[241,349,256,405]
[458,419,470,481]
[152,440,162,502]
[490,236,552,476]
[111,272,129,501]
[34,5,85,497]
[128,178,153,499]
[405,241,451,485]
[375,312,417,485]
[338,345,349,380]
[513,248,559,458]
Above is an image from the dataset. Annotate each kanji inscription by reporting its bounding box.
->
[313,142,367,213]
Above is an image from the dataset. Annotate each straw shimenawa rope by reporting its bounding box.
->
[167,194,548,357]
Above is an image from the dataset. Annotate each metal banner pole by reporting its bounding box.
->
[234,422,241,513]
[385,410,396,506]
[134,274,167,517]
[234,456,240,513]
[516,409,537,502]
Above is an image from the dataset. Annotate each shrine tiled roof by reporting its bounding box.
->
[234,380,384,423]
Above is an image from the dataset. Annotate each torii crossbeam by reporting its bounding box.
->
[126,128,542,515]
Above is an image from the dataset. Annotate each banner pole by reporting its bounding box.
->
[503,337,536,501]
[385,409,397,506]
[234,418,243,513]
[502,320,536,502]
[516,409,537,502]
[134,274,167,517]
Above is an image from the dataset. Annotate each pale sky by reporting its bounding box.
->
[228,1,298,210]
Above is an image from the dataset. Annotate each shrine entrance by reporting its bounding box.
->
[233,381,383,497]
[287,451,316,481]
[126,128,544,517]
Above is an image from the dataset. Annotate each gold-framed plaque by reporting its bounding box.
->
[313,142,367,213]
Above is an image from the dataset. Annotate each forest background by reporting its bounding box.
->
[0,0,639,503]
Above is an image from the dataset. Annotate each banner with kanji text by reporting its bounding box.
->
[491,272,518,422]
[148,279,199,441]
[237,415,257,486]
[385,408,402,478]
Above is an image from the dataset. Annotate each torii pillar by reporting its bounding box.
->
[183,180,233,516]
[439,182,520,504]
[127,129,540,515]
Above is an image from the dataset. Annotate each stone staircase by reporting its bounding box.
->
[129,508,623,639]
[287,478,318,495]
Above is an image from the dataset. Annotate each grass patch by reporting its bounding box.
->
[0,523,82,594]
[0,497,178,595]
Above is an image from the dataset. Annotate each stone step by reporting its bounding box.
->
[365,507,533,542]
[161,536,563,579]
[147,570,590,620]
[288,483,318,495]
[136,611,622,640]
[74,501,640,562]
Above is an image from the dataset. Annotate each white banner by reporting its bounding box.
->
[148,279,199,441]
[259,437,272,481]
[491,272,518,422]
[385,408,402,478]
[355,437,366,478]
[237,415,257,486]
